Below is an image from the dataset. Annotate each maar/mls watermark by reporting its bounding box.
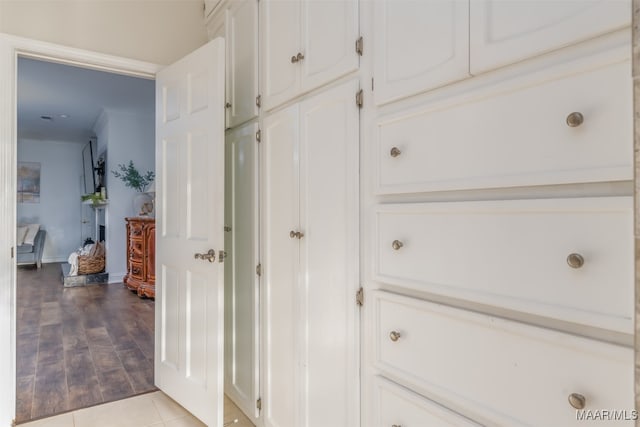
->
[576,409,638,421]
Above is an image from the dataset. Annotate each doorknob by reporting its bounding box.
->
[194,249,216,262]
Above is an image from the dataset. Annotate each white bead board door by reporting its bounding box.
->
[261,79,360,427]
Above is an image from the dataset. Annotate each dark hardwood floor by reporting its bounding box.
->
[16,263,156,423]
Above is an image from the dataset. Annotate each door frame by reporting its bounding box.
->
[0,32,160,426]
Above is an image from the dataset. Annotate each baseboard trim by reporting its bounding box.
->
[108,273,125,284]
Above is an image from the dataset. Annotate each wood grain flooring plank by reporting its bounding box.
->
[32,360,68,419]
[16,375,34,422]
[97,367,135,402]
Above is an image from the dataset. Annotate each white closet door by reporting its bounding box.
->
[373,0,469,105]
[261,0,301,111]
[261,105,300,427]
[470,0,631,74]
[224,122,260,421]
[226,0,259,128]
[299,79,360,427]
[301,0,359,94]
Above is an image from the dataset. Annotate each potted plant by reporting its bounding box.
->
[111,161,155,216]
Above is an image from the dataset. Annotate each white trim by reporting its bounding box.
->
[0,32,161,426]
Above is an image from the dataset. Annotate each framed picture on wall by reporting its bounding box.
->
[17,162,40,203]
[82,140,97,195]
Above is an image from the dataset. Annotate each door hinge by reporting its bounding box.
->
[371,77,374,91]
[356,89,364,108]
[218,250,227,263]
[256,129,262,143]
[256,94,262,108]
[356,287,364,306]
[355,36,364,56]
[256,397,262,411]
[256,263,262,277]
[10,247,14,259]
[224,225,232,232]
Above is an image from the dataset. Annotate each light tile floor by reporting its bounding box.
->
[19,391,255,427]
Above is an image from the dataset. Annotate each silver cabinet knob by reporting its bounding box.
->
[289,230,304,239]
[566,112,584,127]
[389,331,401,342]
[194,249,216,263]
[390,147,401,158]
[225,102,232,109]
[291,52,305,63]
[291,55,298,63]
[566,253,584,269]
[392,240,403,250]
[568,393,586,410]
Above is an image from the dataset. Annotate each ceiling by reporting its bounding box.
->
[17,57,155,143]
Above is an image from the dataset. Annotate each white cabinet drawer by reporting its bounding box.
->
[373,376,480,427]
[375,61,632,195]
[374,198,633,333]
[373,291,634,426]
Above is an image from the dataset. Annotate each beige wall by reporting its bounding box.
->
[0,0,208,65]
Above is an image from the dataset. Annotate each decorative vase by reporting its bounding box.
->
[133,192,153,216]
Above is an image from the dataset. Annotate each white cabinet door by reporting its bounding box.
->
[261,105,300,427]
[261,0,301,111]
[301,0,359,94]
[262,0,360,111]
[226,0,259,129]
[262,79,360,427]
[374,0,469,105]
[155,38,225,427]
[299,79,359,427]
[224,122,260,421]
[470,0,631,74]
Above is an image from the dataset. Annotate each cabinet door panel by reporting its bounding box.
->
[226,0,259,128]
[301,0,359,93]
[374,0,469,105]
[261,106,300,427]
[261,0,301,111]
[224,122,259,420]
[299,79,360,427]
[470,0,630,73]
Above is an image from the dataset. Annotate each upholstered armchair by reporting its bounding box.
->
[17,229,46,269]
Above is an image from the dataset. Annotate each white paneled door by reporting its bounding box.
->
[155,38,225,427]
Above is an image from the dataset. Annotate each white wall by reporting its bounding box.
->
[94,110,155,282]
[0,1,208,65]
[17,138,83,262]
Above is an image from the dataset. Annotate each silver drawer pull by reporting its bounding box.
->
[566,112,584,127]
[566,253,584,269]
[389,331,401,342]
[568,393,586,410]
[390,147,401,158]
[392,240,403,250]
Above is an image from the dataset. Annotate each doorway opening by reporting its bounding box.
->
[15,56,157,423]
